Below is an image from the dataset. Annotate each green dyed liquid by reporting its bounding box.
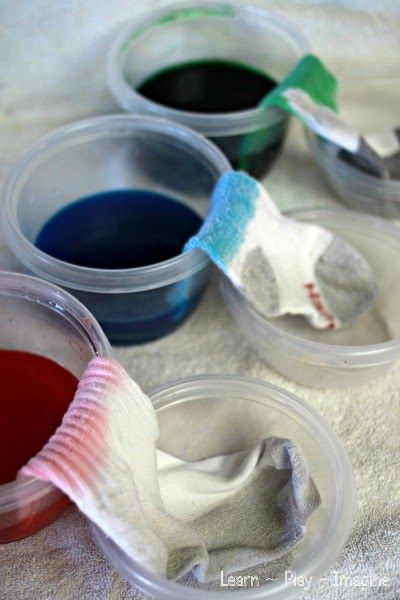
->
[137,60,285,178]
[137,59,276,113]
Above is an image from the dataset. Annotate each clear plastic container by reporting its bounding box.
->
[107,2,309,179]
[307,73,400,218]
[92,374,356,599]
[221,208,400,388]
[0,271,111,543]
[1,114,230,345]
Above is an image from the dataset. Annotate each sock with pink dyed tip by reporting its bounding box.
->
[21,358,320,582]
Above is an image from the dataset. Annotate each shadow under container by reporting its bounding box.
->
[107,2,309,179]
[0,271,111,543]
[2,115,230,345]
[222,208,400,388]
[93,375,356,599]
[307,73,400,219]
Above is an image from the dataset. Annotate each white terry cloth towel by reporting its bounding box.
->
[185,171,377,330]
[21,358,320,583]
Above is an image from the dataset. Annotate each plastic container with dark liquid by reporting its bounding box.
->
[0,272,111,543]
[108,2,309,179]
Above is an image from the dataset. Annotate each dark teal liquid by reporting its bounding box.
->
[138,60,276,113]
[137,60,285,179]
[36,190,207,345]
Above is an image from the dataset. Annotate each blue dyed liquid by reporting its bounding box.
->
[36,190,207,345]
[36,189,202,269]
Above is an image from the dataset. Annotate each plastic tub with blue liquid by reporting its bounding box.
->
[2,115,230,345]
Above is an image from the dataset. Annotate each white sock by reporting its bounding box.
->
[185,171,377,330]
[21,358,320,582]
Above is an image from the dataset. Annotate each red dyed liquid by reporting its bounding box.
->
[0,350,78,485]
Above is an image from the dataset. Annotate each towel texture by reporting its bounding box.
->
[1,2,400,599]
[186,171,377,330]
[21,358,320,583]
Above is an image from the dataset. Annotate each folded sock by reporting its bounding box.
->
[365,127,400,160]
[21,358,320,582]
[339,127,400,179]
[185,171,377,330]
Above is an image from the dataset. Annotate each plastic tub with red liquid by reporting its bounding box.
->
[0,271,111,543]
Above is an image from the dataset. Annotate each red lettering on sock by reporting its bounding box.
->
[304,282,336,329]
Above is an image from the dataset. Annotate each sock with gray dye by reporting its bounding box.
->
[185,171,377,330]
[339,127,400,179]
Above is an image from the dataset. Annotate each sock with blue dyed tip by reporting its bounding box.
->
[185,172,377,330]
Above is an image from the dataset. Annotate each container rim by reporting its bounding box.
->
[92,374,356,599]
[107,1,310,136]
[306,129,400,195]
[0,271,112,510]
[1,114,231,293]
[222,207,400,367]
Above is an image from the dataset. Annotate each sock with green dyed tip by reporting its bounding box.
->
[243,54,389,178]
[185,171,377,330]
[265,54,338,113]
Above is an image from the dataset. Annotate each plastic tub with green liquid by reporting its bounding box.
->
[108,2,309,179]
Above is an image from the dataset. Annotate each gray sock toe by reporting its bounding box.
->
[315,237,377,326]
